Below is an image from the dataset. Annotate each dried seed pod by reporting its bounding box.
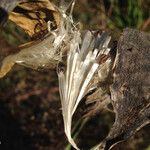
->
[0,0,77,78]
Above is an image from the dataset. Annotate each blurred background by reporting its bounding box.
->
[0,0,150,150]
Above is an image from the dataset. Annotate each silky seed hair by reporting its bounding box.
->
[58,29,111,150]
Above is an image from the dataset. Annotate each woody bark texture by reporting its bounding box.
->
[99,28,150,150]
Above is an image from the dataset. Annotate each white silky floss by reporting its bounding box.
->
[58,30,111,150]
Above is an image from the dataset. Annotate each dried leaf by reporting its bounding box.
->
[98,28,150,150]
[9,0,60,39]
[0,0,76,78]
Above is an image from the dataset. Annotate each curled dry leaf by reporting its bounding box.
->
[98,28,150,150]
[9,0,60,39]
[0,0,74,78]
[0,0,76,77]
[0,0,61,78]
